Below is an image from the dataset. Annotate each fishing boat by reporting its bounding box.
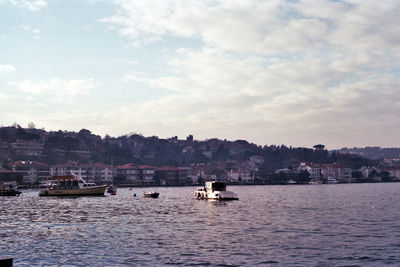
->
[143,191,159,198]
[0,184,21,196]
[194,181,238,200]
[39,175,107,197]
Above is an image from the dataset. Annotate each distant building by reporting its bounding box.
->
[227,169,253,183]
[116,164,155,186]
[10,161,50,185]
[155,167,187,186]
[191,163,227,182]
[0,168,17,187]
[381,166,400,181]
[250,155,265,165]
[0,142,10,162]
[51,162,113,184]
[299,162,352,183]
[360,166,381,182]
[202,151,212,159]
[11,139,44,156]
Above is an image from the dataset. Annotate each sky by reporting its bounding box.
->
[1,0,400,149]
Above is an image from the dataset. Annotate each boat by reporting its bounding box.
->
[143,191,159,198]
[327,177,339,184]
[39,175,107,197]
[194,181,238,200]
[107,185,117,195]
[38,180,58,188]
[0,184,21,196]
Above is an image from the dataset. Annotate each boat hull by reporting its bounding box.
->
[143,192,159,198]
[0,190,21,196]
[39,185,107,197]
[194,190,238,201]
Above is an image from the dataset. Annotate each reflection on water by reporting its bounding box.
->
[1,183,400,266]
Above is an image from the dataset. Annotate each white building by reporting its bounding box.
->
[51,163,114,184]
[227,169,253,183]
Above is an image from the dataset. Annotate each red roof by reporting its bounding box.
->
[117,164,138,170]
[156,166,181,171]
[138,165,155,170]
[53,162,112,168]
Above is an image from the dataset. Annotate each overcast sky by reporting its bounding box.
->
[1,0,399,149]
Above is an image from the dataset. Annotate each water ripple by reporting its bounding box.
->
[1,184,400,265]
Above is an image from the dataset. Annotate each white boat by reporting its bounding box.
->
[327,177,339,184]
[194,181,238,200]
[39,175,107,197]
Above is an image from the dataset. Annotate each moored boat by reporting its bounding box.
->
[194,181,238,200]
[39,175,107,197]
[107,185,117,195]
[0,184,21,196]
[143,191,159,198]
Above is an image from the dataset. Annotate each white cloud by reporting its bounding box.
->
[99,0,400,147]
[0,0,47,10]
[15,25,42,39]
[14,78,95,102]
[103,0,400,54]
[0,64,16,73]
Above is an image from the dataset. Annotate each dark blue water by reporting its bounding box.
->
[1,183,400,266]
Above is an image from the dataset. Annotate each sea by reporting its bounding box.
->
[1,183,400,266]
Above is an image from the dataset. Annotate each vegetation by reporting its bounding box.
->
[0,126,377,174]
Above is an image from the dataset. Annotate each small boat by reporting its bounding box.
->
[39,175,107,197]
[107,185,117,195]
[0,184,21,196]
[195,181,238,200]
[143,191,159,198]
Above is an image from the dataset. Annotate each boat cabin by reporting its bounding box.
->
[205,181,226,192]
[49,175,97,190]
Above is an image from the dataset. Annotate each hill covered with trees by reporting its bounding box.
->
[0,125,377,172]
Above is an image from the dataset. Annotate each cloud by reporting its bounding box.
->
[14,78,95,103]
[15,25,42,39]
[0,1,367,146]
[98,0,400,147]
[0,64,16,73]
[0,0,47,10]
[103,0,400,54]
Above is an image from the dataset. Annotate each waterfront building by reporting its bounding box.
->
[10,161,50,185]
[51,162,114,184]
[299,162,352,183]
[155,166,187,186]
[116,164,155,186]
[227,169,252,183]
[0,168,17,187]
[381,166,400,181]
[360,166,381,182]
